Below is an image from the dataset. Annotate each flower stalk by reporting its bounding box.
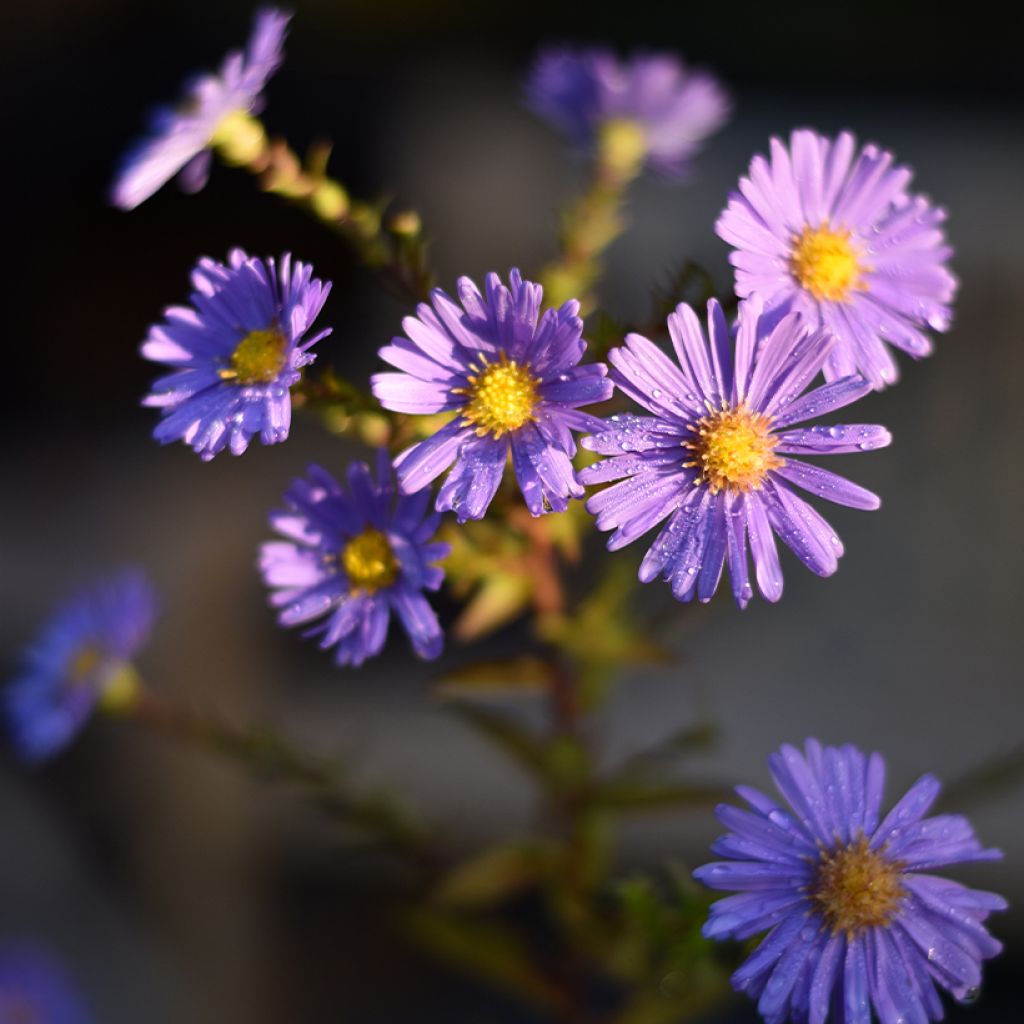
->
[541,121,647,315]
[117,690,433,865]
[213,112,433,303]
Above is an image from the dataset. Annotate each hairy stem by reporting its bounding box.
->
[541,121,646,316]
[120,691,434,867]
[213,112,433,302]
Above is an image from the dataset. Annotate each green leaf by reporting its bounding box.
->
[616,722,719,776]
[435,656,557,697]
[538,560,670,690]
[431,841,555,908]
[452,574,532,641]
[589,779,731,813]
[539,736,590,791]
[447,703,549,778]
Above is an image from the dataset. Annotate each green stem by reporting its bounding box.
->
[211,111,433,303]
[541,120,646,316]
[120,691,433,867]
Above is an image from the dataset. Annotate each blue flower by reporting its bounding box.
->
[695,740,1007,1024]
[142,249,332,461]
[111,8,289,209]
[716,130,957,388]
[4,570,156,762]
[371,269,612,522]
[580,296,891,607]
[260,453,450,667]
[526,48,730,177]
[0,945,92,1024]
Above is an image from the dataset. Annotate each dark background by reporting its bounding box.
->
[2,1,1022,1020]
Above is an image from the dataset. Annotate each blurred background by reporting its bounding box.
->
[2,0,1022,1020]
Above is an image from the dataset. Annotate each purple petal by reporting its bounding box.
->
[774,459,881,510]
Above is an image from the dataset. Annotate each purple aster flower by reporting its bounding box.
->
[371,269,612,522]
[695,740,1007,1024]
[716,129,957,388]
[579,296,891,607]
[0,946,92,1024]
[525,47,730,176]
[260,452,449,667]
[142,248,331,461]
[4,570,156,763]
[111,7,289,209]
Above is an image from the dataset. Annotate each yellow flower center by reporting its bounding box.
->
[341,528,399,593]
[456,352,540,438]
[790,224,865,302]
[97,663,142,714]
[684,404,782,494]
[599,118,648,178]
[222,328,288,385]
[812,835,906,936]
[210,109,268,166]
[66,646,141,713]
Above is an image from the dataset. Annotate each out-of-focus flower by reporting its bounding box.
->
[4,570,156,762]
[580,296,890,607]
[695,739,1006,1024]
[260,452,449,667]
[372,269,612,522]
[142,249,331,461]
[717,129,956,388]
[111,8,289,209]
[525,48,730,177]
[0,945,92,1024]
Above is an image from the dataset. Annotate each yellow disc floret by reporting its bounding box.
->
[456,352,540,438]
[341,528,399,593]
[210,109,268,167]
[97,663,142,714]
[67,646,141,713]
[599,118,648,179]
[790,223,865,302]
[812,835,906,936]
[684,404,782,494]
[222,327,289,385]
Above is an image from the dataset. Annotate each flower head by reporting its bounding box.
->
[695,740,1007,1024]
[0,946,92,1024]
[717,129,957,388]
[111,7,289,209]
[142,249,331,461]
[371,269,613,522]
[526,48,730,176]
[579,296,891,607]
[4,570,156,762]
[260,452,449,667]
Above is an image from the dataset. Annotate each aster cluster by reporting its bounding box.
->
[5,12,1004,1024]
